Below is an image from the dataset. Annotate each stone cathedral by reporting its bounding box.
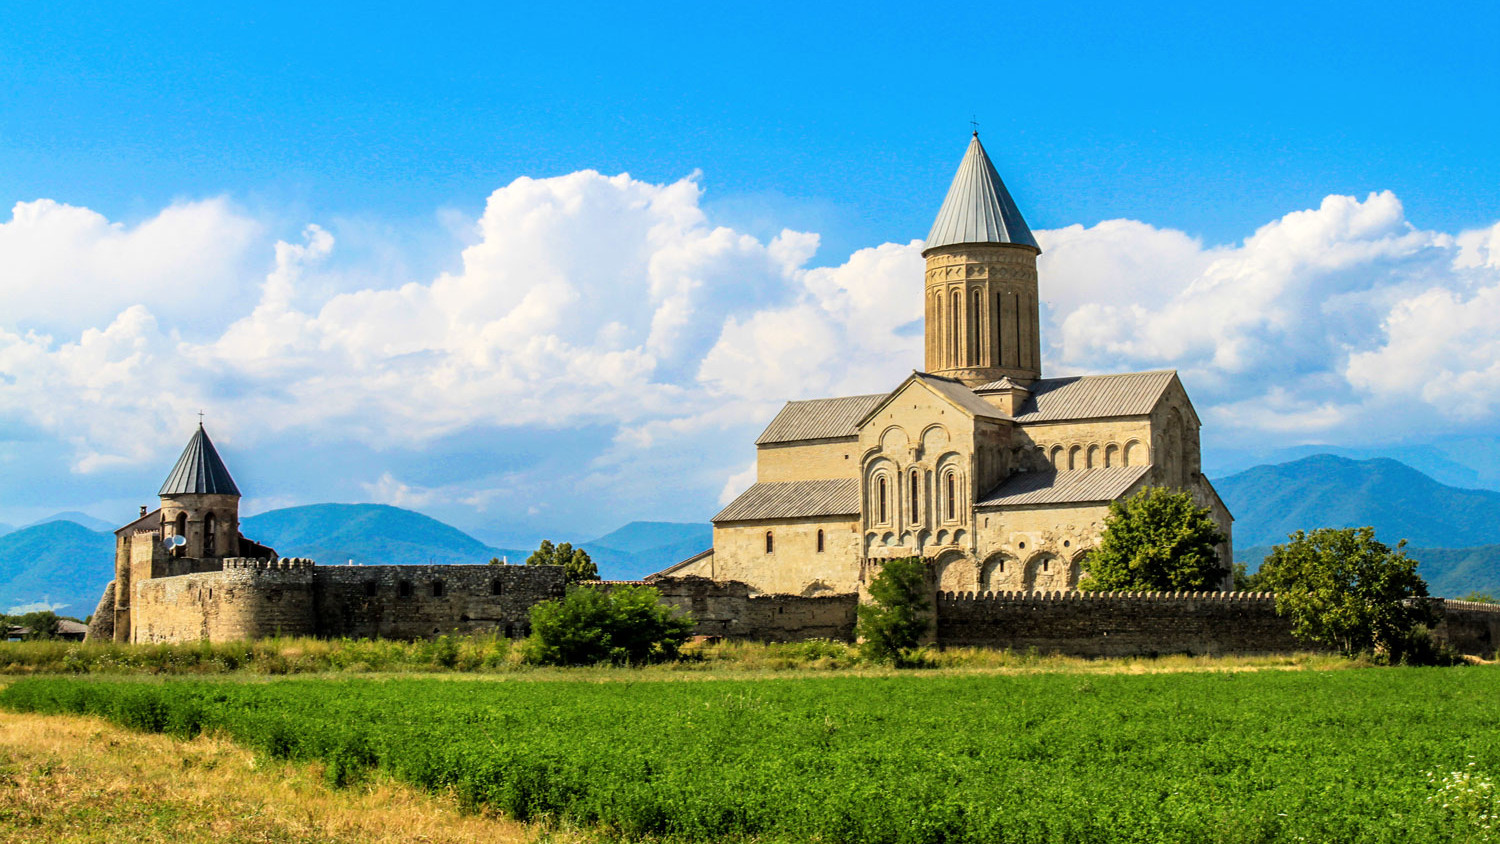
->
[664,133,1233,596]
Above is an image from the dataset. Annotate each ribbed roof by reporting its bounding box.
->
[159,425,241,496]
[975,371,1177,423]
[756,394,886,445]
[925,133,1039,253]
[977,466,1150,508]
[917,373,1009,420]
[713,479,861,523]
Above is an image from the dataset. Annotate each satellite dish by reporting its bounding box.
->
[164,535,187,549]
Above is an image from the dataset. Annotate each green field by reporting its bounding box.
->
[3,669,1497,843]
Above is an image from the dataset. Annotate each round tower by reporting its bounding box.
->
[158,423,242,560]
[923,133,1043,386]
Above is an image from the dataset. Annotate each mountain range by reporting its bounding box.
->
[7,453,1500,617]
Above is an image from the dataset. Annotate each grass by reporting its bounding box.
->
[0,634,1355,677]
[4,666,1497,842]
[0,710,558,844]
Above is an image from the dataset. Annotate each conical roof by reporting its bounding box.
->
[925,133,1039,253]
[159,424,241,496]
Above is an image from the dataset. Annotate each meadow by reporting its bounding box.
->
[3,667,1497,843]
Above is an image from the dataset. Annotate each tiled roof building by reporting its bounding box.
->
[669,134,1233,596]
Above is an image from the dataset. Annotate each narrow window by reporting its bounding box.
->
[431,580,445,597]
[1042,559,1050,572]
[946,473,956,520]
[363,581,377,597]
[491,579,503,596]
[970,289,982,365]
[951,290,961,365]
[398,580,413,598]
[765,531,774,554]
[910,471,919,521]
[204,512,217,556]
[878,476,888,524]
[816,529,825,553]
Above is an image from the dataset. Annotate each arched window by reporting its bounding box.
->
[970,289,982,365]
[934,294,944,367]
[765,531,775,554]
[174,512,187,555]
[878,476,888,524]
[491,579,503,596]
[431,580,445,597]
[910,471,919,522]
[816,529,825,553]
[946,473,956,520]
[203,512,217,556]
[950,290,961,365]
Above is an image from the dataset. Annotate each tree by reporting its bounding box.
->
[526,540,599,584]
[857,557,932,664]
[1255,527,1434,659]
[523,584,693,666]
[1,611,61,640]
[1078,487,1228,592]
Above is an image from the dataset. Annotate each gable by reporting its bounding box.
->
[854,372,1006,434]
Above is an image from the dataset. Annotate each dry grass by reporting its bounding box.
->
[0,711,572,844]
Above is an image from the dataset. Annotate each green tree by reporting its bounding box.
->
[1256,527,1435,659]
[1460,591,1497,604]
[1233,561,1268,591]
[523,584,693,666]
[856,557,932,664]
[1,611,61,640]
[526,540,600,584]
[1079,487,1228,592]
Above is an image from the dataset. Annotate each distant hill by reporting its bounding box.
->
[1216,455,1500,549]
[0,522,13,539]
[579,521,712,581]
[0,521,115,615]
[21,511,117,533]
[1219,455,1500,596]
[241,504,526,566]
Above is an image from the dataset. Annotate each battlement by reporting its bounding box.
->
[223,556,314,570]
[938,590,1277,603]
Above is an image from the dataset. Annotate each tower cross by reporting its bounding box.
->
[970,116,979,135]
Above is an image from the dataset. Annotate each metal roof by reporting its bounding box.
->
[712,479,861,523]
[159,425,241,496]
[115,507,161,537]
[975,370,1178,423]
[756,394,886,445]
[977,466,1150,508]
[916,373,1008,420]
[925,133,1039,253]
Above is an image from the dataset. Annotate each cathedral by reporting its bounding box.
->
[663,133,1233,596]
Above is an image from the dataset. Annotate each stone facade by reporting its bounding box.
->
[129,558,567,643]
[700,134,1233,598]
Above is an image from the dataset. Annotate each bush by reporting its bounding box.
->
[857,557,931,665]
[523,584,693,666]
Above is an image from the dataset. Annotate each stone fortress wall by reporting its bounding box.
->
[128,558,567,643]
[119,559,1500,658]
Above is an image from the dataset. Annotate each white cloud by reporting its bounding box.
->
[3,174,1500,532]
[0,197,263,335]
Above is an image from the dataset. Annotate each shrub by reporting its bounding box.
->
[857,557,931,664]
[523,584,693,666]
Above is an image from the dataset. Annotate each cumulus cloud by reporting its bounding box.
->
[3,172,1499,531]
[1038,192,1500,439]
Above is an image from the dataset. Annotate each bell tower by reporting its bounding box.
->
[923,133,1043,387]
[157,422,242,560]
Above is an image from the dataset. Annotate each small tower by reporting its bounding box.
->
[923,133,1043,387]
[158,423,242,560]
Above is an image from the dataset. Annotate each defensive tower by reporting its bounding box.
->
[923,133,1043,387]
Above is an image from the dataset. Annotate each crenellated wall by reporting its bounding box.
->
[935,590,1304,656]
[643,576,858,641]
[129,558,565,643]
[1430,599,1500,657]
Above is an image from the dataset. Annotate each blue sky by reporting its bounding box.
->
[2,2,1498,541]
